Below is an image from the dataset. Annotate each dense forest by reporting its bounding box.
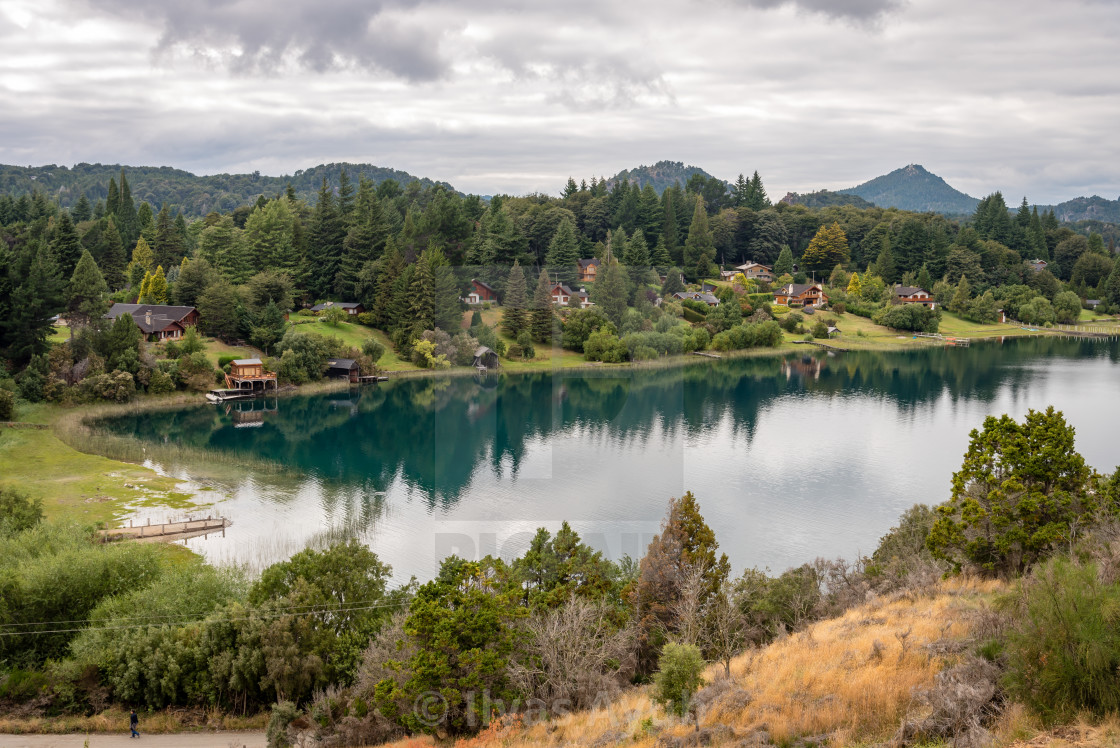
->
[2,164,1120,413]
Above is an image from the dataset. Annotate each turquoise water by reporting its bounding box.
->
[98,336,1120,582]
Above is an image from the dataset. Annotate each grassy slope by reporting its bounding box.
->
[378,577,1007,748]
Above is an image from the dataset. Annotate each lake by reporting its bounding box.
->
[96,336,1120,583]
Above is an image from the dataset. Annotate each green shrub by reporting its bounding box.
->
[506,343,524,360]
[811,320,829,338]
[653,643,705,717]
[217,354,238,368]
[267,701,300,748]
[355,311,377,326]
[517,331,535,360]
[148,368,176,394]
[1003,557,1120,720]
[0,487,43,537]
[873,303,941,333]
[0,388,13,421]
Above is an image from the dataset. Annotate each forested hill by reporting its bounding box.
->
[0,162,454,217]
[1040,195,1120,224]
[780,190,876,209]
[609,161,726,194]
[841,164,980,215]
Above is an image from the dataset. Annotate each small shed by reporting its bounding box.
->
[473,346,500,370]
[326,358,360,382]
[827,325,841,338]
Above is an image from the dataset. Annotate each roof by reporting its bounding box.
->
[894,285,930,296]
[326,358,358,369]
[735,262,772,272]
[231,358,263,366]
[673,291,720,305]
[473,346,495,357]
[551,283,589,298]
[471,278,496,292]
[133,316,182,334]
[310,301,362,312]
[778,283,823,296]
[578,258,601,268]
[1029,259,1048,265]
[105,303,197,323]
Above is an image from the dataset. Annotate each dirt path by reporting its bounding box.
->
[0,732,265,747]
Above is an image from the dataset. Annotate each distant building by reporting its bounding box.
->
[550,283,592,308]
[1028,259,1049,273]
[577,258,601,283]
[734,262,774,283]
[325,358,360,382]
[310,301,365,315]
[774,283,828,308]
[673,291,720,307]
[465,279,498,305]
[104,303,199,341]
[893,285,937,309]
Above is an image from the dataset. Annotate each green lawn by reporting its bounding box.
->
[48,325,70,344]
[1,404,203,525]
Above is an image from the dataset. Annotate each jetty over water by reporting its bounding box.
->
[99,516,230,543]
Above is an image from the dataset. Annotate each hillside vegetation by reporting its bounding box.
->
[842,164,980,215]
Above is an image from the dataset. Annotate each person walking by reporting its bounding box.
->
[130,709,140,738]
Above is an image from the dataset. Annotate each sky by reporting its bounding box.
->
[1,0,1118,204]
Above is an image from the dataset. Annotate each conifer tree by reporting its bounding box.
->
[530,268,555,343]
[501,260,529,338]
[67,249,108,326]
[545,218,580,285]
[72,195,92,223]
[100,216,127,289]
[137,271,152,302]
[873,241,896,284]
[637,183,662,246]
[429,244,462,333]
[145,265,169,304]
[592,259,628,327]
[50,212,83,278]
[651,237,672,270]
[337,178,390,297]
[1104,259,1120,309]
[308,178,345,299]
[917,264,932,291]
[847,272,862,297]
[115,170,138,244]
[747,171,770,210]
[774,245,794,276]
[408,247,437,333]
[152,204,184,269]
[683,198,716,281]
[661,268,685,298]
[5,244,64,364]
[801,222,849,274]
[127,237,155,290]
[949,274,971,313]
[623,230,653,295]
[370,239,404,328]
[245,198,296,275]
[661,188,680,265]
[337,169,355,223]
[106,177,120,217]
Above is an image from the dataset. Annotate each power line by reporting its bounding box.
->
[0,600,409,638]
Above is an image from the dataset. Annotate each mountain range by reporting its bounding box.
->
[2,159,1119,226]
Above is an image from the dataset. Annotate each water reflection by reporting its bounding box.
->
[97,336,1120,580]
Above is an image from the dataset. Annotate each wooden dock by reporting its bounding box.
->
[100,516,230,543]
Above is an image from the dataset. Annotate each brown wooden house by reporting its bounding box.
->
[774,283,828,308]
[465,279,498,304]
[326,358,360,383]
[105,303,199,341]
[577,258,600,283]
[893,285,937,308]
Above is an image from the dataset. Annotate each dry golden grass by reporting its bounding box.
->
[998,712,1120,748]
[371,576,1002,748]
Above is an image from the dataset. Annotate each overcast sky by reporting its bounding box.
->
[1,0,1118,203]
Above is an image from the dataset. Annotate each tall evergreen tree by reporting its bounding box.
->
[801,222,849,274]
[308,178,346,299]
[545,218,581,285]
[72,195,92,223]
[245,199,296,275]
[105,177,120,217]
[683,198,716,281]
[144,265,169,304]
[6,244,64,364]
[429,244,462,333]
[67,249,108,327]
[115,170,138,244]
[152,204,184,269]
[622,230,653,296]
[127,237,155,290]
[408,247,437,333]
[650,237,672,270]
[337,179,390,297]
[949,274,971,313]
[372,240,406,328]
[773,245,794,277]
[100,216,127,290]
[530,269,555,343]
[501,261,529,338]
[50,212,83,278]
[873,239,896,284]
[591,259,628,327]
[661,188,680,264]
[637,183,663,246]
[337,169,355,224]
[746,171,769,210]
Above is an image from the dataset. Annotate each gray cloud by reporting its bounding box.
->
[733,0,901,21]
[78,0,451,80]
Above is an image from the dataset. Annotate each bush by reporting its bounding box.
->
[653,643,705,717]
[0,487,43,537]
[583,330,628,363]
[1018,296,1056,326]
[1003,557,1120,720]
[147,368,176,394]
[322,306,348,327]
[217,355,239,369]
[778,311,803,333]
[710,321,784,352]
[361,338,386,364]
[873,303,941,333]
[1052,291,1082,324]
[355,311,377,326]
[517,331,535,360]
[506,343,524,360]
[267,701,300,748]
[811,320,829,338]
[0,388,13,421]
[832,301,846,315]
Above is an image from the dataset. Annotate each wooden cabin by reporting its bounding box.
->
[774,283,828,308]
[466,279,498,304]
[473,346,500,370]
[326,358,360,383]
[310,301,365,315]
[230,358,264,378]
[577,258,600,283]
[225,358,278,392]
[893,285,937,309]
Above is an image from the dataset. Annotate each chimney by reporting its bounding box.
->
[145,310,151,326]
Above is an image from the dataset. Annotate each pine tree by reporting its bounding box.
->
[847,272,862,297]
[530,269,554,343]
[5,244,64,365]
[72,195,92,223]
[637,183,662,246]
[734,173,750,207]
[949,274,971,313]
[661,268,685,298]
[137,271,152,303]
[545,218,581,285]
[428,244,462,333]
[152,204,184,269]
[372,240,405,329]
[917,264,932,291]
[623,230,652,296]
[50,212,83,278]
[145,265,169,304]
[873,241,896,284]
[106,178,120,217]
[408,247,437,333]
[1104,259,1120,309]
[308,178,345,299]
[501,261,529,338]
[127,237,155,290]
[661,188,679,264]
[683,198,716,281]
[337,169,355,224]
[562,177,578,198]
[592,259,628,327]
[100,216,127,289]
[67,249,108,326]
[802,222,849,274]
[116,170,138,244]
[651,237,672,270]
[245,199,296,275]
[774,245,794,276]
[747,171,770,210]
[337,180,390,298]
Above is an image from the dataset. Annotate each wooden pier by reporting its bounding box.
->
[99,516,230,543]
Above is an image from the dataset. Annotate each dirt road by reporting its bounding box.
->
[0,733,265,748]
